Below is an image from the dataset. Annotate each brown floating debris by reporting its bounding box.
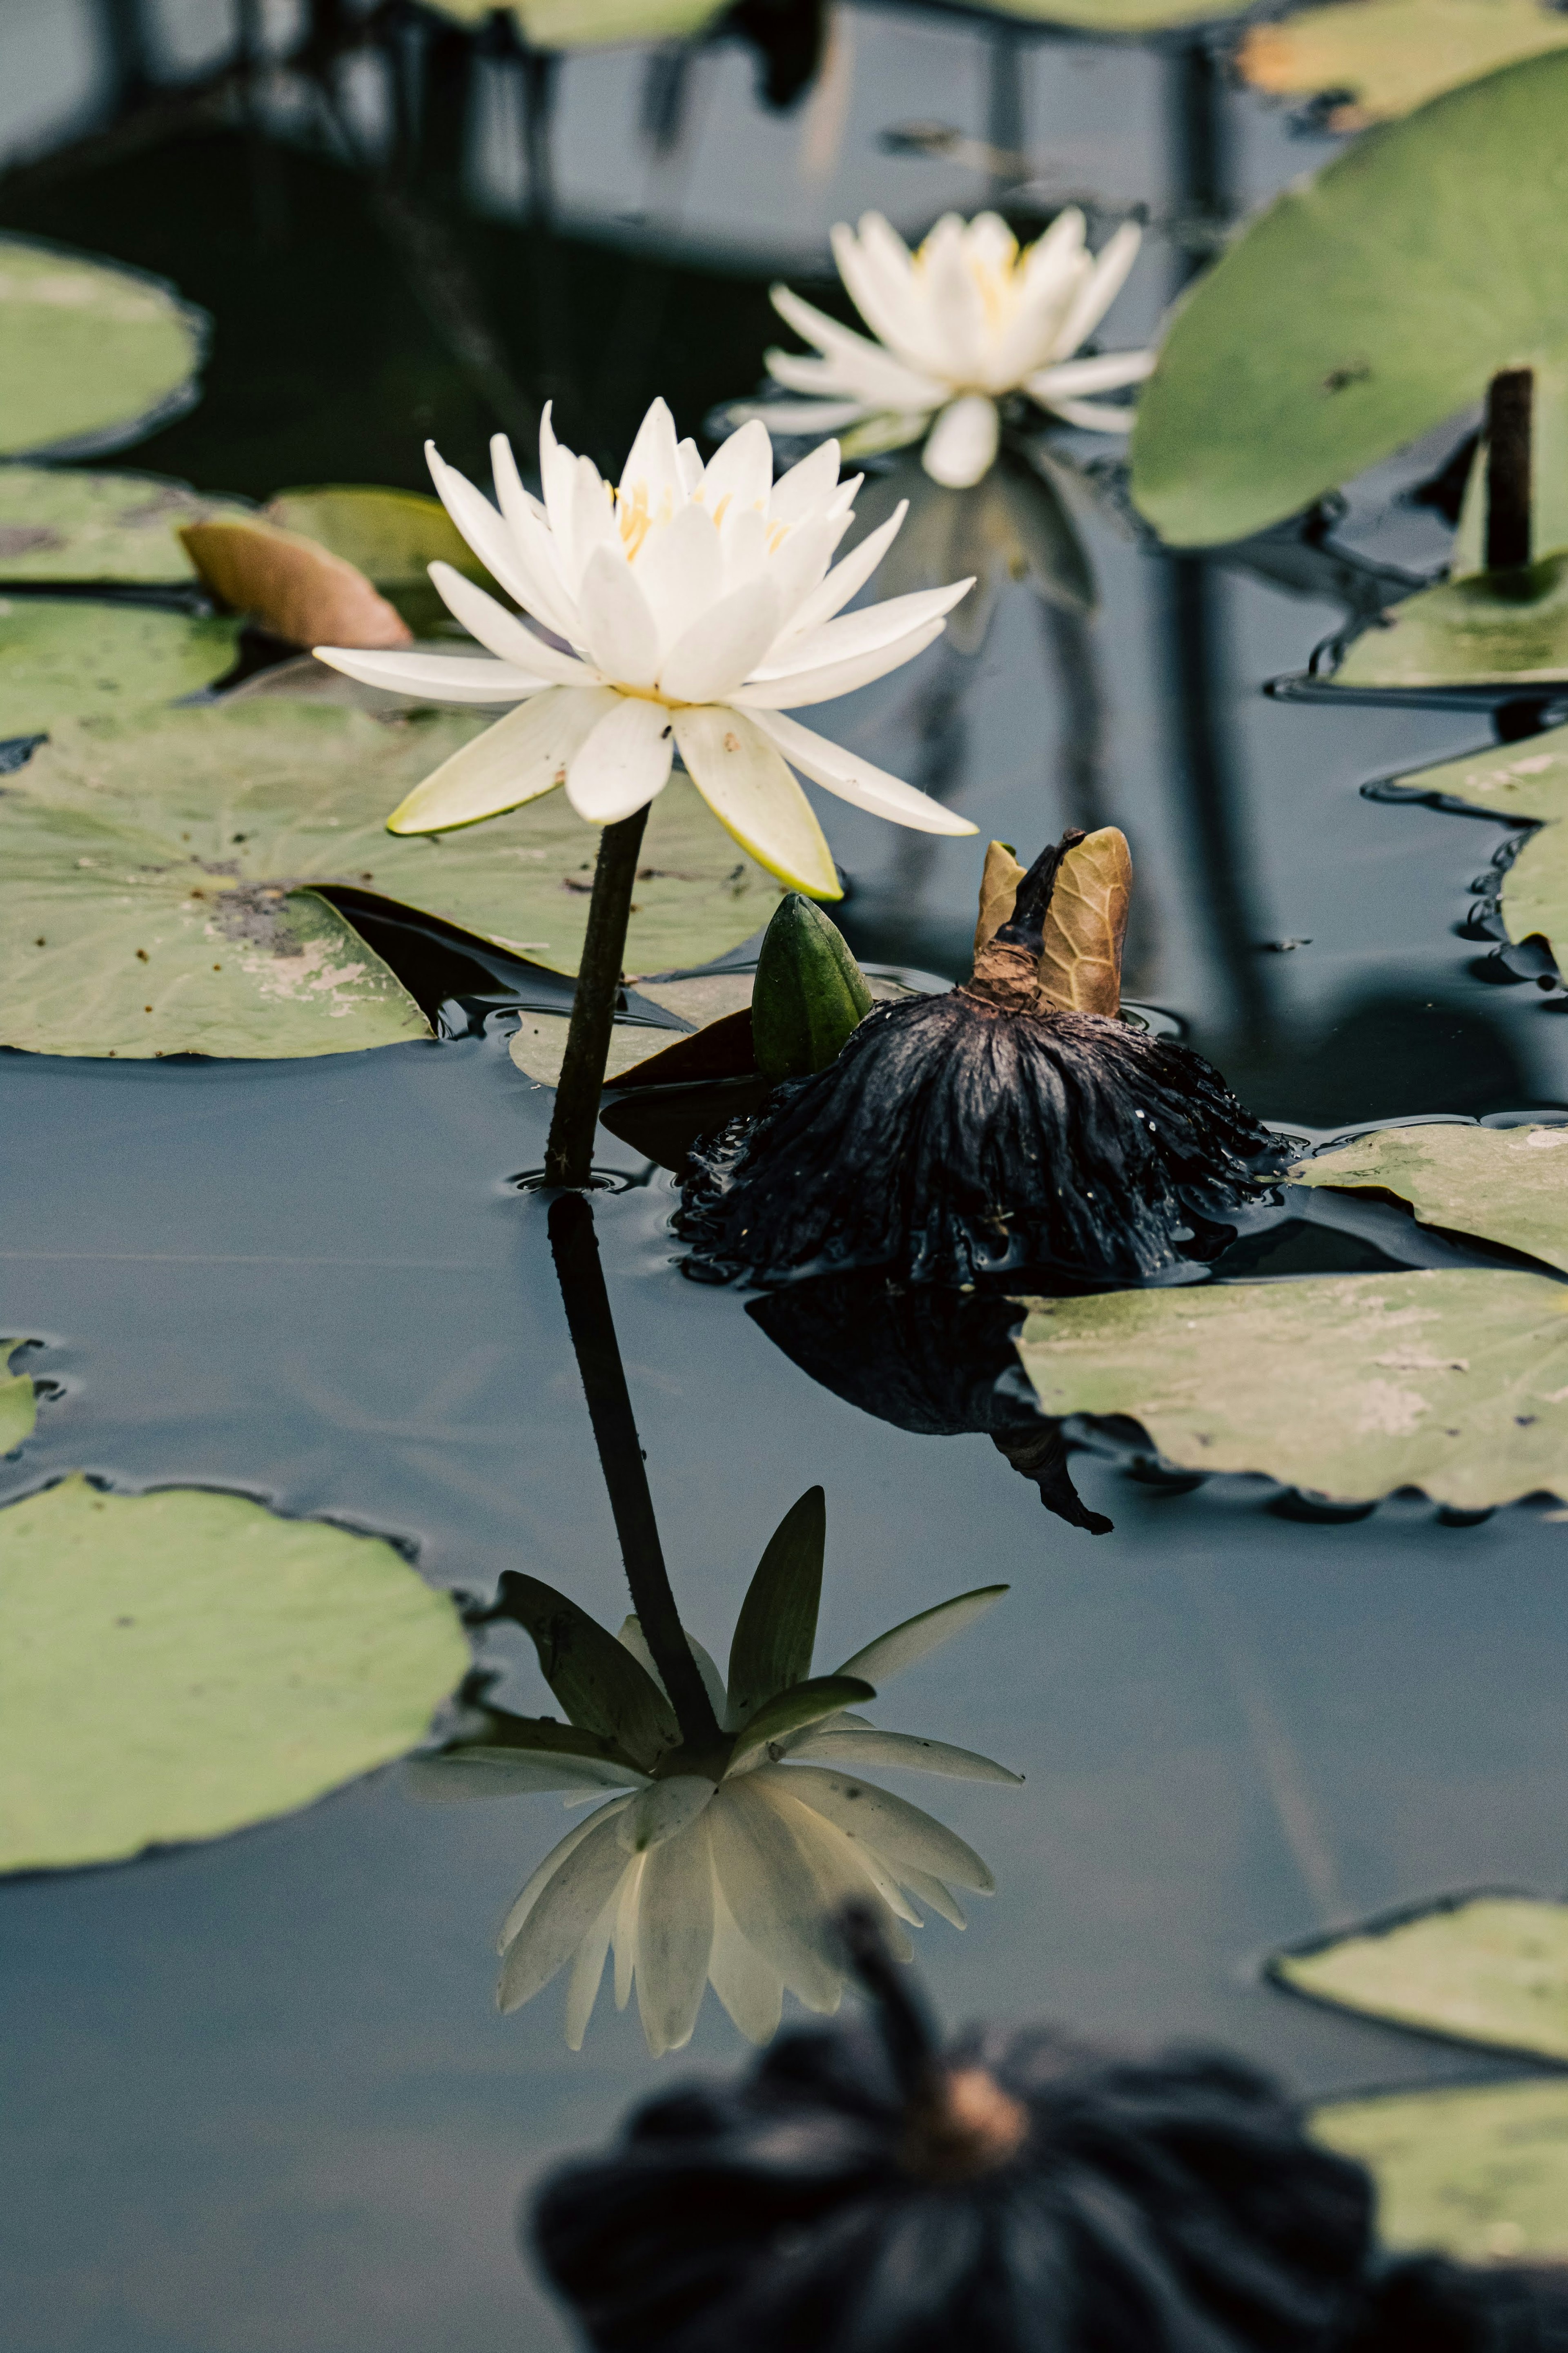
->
[178,519,413,650]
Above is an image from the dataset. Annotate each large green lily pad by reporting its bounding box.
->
[1391,722,1568,963]
[0,239,206,461]
[1239,0,1568,127]
[0,598,239,736]
[1278,1895,1568,2059]
[0,704,777,1057]
[1314,2077,1568,2261]
[1335,551,1568,687]
[1294,1124,1568,1272]
[0,1474,468,1873]
[0,468,246,585]
[1,1340,36,1454]
[1015,1269,1568,1506]
[1130,51,1568,548]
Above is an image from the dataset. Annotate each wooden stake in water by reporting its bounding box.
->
[543,806,650,1191]
[1486,367,1533,573]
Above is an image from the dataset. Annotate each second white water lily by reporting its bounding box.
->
[315,399,977,897]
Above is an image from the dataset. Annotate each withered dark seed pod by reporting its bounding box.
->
[676,830,1291,1290]
[532,1905,1568,2353]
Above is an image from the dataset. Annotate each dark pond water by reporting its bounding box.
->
[4,7,1568,2350]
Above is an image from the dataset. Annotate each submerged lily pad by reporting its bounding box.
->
[1131,51,1568,546]
[0,1474,468,1873]
[0,468,246,584]
[1314,2076,1568,2262]
[1278,1894,1568,2059]
[0,704,776,1057]
[0,238,207,461]
[1294,1124,1568,1273]
[1335,552,1568,687]
[1239,0,1568,128]
[0,598,239,735]
[1,1340,36,1453]
[1390,723,1568,964]
[1015,1269,1568,1506]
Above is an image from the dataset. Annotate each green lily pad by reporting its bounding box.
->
[1451,353,1568,577]
[1239,0,1568,127]
[0,704,777,1058]
[0,1474,468,1873]
[1390,721,1568,963]
[1015,1269,1568,1506]
[1130,50,1568,547]
[1315,2077,1568,2261]
[1,1341,36,1454]
[1336,551,1568,687]
[428,0,725,43]
[0,468,247,585]
[1294,1124,1568,1273]
[1278,1894,1568,2059]
[263,486,487,586]
[0,598,240,736]
[0,238,207,462]
[980,0,1252,25]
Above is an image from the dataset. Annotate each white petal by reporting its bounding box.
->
[782,1729,1022,1782]
[660,578,781,704]
[497,1807,638,2014]
[616,1617,729,1729]
[706,1778,844,2011]
[1042,396,1138,433]
[764,511,849,635]
[385,685,618,833]
[734,396,875,435]
[708,1870,784,2043]
[432,441,582,641]
[406,1749,651,1801]
[490,431,547,527]
[429,562,595,685]
[618,395,684,511]
[984,272,1089,392]
[920,215,987,381]
[700,418,774,516]
[900,1867,966,1929]
[496,1797,633,1957]
[675,436,704,493]
[769,438,843,526]
[564,694,674,823]
[826,473,863,519]
[922,395,1000,491]
[425,442,546,620]
[837,1586,1008,1688]
[720,502,773,592]
[1027,349,1156,399]
[613,1853,643,2008]
[618,1774,717,1854]
[1055,219,1143,356]
[538,400,578,556]
[755,581,973,681]
[577,543,661,688]
[565,1871,626,2050]
[568,455,620,587]
[748,708,974,838]
[730,619,949,709]
[312,648,545,704]
[672,705,839,896]
[632,499,723,659]
[768,339,938,413]
[775,502,908,645]
[762,1764,994,1891]
[832,217,943,376]
[1022,206,1086,297]
[634,1816,715,2055]
[771,284,949,410]
[757,1779,915,1957]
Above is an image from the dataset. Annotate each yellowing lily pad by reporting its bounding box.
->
[0,1474,468,1873]
[0,468,247,584]
[0,598,239,736]
[1239,0,1568,128]
[1015,1270,1568,1506]
[1336,551,1568,687]
[0,238,207,461]
[1131,51,1568,547]
[1,1341,36,1453]
[1278,1895,1568,2059]
[0,703,777,1057]
[1294,1124,1568,1273]
[263,486,490,587]
[1314,2076,1568,2261]
[1390,722,1568,964]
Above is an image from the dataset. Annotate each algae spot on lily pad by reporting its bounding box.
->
[1294,1123,1568,1274]
[1314,2075,1568,2262]
[1,1340,37,1454]
[0,238,207,461]
[1387,721,1568,965]
[1277,1894,1568,2060]
[0,468,247,585]
[1334,551,1568,688]
[0,1474,469,1873]
[0,598,240,736]
[1015,1269,1568,1506]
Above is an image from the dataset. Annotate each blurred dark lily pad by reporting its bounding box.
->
[0,598,239,735]
[1314,2076,1568,2262]
[0,237,207,461]
[1015,1269,1568,1506]
[1278,1894,1568,2059]
[1335,552,1568,688]
[1131,51,1568,546]
[0,1474,468,1873]
[1239,0,1568,129]
[0,468,246,585]
[1294,1123,1568,1272]
[1388,722,1568,965]
[1,1340,36,1453]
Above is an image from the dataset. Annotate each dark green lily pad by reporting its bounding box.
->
[1294,1124,1568,1272]
[1278,1894,1568,2059]
[1390,722,1568,962]
[0,703,776,1057]
[1336,552,1568,687]
[0,1474,468,1873]
[0,238,207,461]
[1015,1270,1568,1506]
[0,598,240,736]
[1,1341,36,1453]
[1131,51,1568,546]
[0,468,246,585]
[1314,2077,1568,2261]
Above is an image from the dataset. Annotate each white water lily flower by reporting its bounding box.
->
[748,207,1155,491]
[314,399,978,899]
[411,1522,1020,2057]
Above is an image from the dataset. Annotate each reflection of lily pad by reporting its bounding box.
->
[0,468,245,584]
[1015,1270,1568,1506]
[1389,723,1568,964]
[1314,2077,1568,2261]
[0,1474,468,1873]
[1278,1895,1568,2060]
[1131,51,1568,546]
[0,599,239,735]
[0,238,207,461]
[0,705,776,1057]
[1335,552,1568,687]
[1294,1124,1568,1273]
[1240,0,1568,129]
[1,1341,36,1453]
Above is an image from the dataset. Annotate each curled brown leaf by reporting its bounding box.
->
[972,839,1026,961]
[1036,827,1131,1016]
[179,519,412,651]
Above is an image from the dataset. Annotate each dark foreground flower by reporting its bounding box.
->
[677,830,1291,1289]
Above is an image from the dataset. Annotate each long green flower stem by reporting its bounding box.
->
[548,1191,722,1752]
[543,806,650,1190]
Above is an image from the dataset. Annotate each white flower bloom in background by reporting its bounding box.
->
[314,399,978,899]
[746,207,1155,492]
[412,1565,1020,2058]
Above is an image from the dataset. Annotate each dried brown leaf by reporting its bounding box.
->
[179,520,412,651]
[972,839,1026,960]
[1035,826,1130,1015]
